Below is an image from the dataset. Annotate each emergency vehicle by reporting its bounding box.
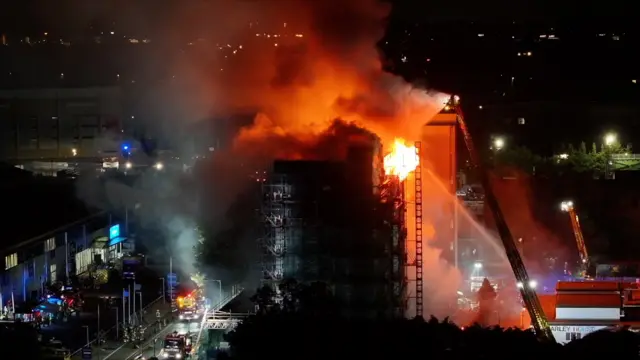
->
[159,331,192,358]
[177,289,203,321]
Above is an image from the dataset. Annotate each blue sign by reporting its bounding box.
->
[167,273,177,286]
[82,346,92,360]
[109,224,120,240]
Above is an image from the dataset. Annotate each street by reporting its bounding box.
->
[105,320,202,360]
[69,299,172,360]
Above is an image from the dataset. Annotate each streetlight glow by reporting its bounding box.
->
[493,137,505,150]
[560,200,574,212]
[474,262,483,269]
[604,133,617,146]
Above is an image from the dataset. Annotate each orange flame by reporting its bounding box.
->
[383,138,419,181]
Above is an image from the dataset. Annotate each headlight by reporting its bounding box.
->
[162,353,169,358]
[176,354,182,359]
[179,315,184,319]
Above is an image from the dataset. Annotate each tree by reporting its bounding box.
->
[250,285,277,314]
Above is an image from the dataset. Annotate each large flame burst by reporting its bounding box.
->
[383,138,419,181]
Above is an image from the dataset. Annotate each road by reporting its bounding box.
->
[68,298,171,360]
[106,320,202,360]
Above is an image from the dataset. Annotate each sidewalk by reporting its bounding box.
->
[69,298,171,360]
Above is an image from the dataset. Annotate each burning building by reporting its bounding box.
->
[258,138,408,318]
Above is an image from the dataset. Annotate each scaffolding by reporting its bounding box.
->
[257,145,407,317]
[259,174,292,296]
[414,141,423,318]
[380,173,407,317]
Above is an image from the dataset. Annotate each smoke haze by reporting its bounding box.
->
[72,0,465,316]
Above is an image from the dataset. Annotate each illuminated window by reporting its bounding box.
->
[44,237,56,252]
[50,264,57,283]
[518,117,526,125]
[4,253,17,270]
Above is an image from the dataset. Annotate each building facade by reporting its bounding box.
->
[423,112,458,267]
[259,143,406,318]
[0,212,132,305]
[0,87,123,162]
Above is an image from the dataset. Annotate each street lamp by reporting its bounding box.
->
[493,137,505,151]
[560,200,574,212]
[604,132,617,146]
[159,277,166,305]
[136,292,143,324]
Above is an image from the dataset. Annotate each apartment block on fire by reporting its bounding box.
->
[259,142,407,318]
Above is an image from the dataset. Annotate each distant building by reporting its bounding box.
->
[0,87,123,166]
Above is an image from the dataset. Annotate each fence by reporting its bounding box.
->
[69,295,167,358]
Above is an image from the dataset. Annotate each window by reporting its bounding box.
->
[50,264,57,283]
[44,237,56,252]
[4,253,17,270]
[517,117,526,125]
[566,332,582,341]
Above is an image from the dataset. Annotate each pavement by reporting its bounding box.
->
[69,299,171,360]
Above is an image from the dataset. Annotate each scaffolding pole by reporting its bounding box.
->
[414,141,423,319]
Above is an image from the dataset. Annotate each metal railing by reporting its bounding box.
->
[193,285,244,359]
[69,295,167,358]
[611,154,640,160]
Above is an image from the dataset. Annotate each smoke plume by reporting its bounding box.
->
[74,0,460,312]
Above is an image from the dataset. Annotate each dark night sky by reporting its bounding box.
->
[2,0,637,34]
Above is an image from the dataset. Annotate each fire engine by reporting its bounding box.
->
[177,289,203,321]
[159,331,192,358]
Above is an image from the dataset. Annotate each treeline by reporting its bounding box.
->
[218,281,639,360]
[490,142,631,175]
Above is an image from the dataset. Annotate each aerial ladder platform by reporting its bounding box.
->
[445,97,555,342]
[560,201,589,277]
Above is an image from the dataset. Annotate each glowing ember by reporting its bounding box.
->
[383,138,419,181]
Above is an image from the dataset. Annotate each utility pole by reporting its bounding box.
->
[64,232,70,282]
[133,283,136,324]
[160,278,166,304]
[122,288,127,325]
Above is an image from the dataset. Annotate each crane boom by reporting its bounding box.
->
[449,98,555,342]
[568,209,589,262]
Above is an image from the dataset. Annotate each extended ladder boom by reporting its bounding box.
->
[568,209,589,263]
[451,98,554,342]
